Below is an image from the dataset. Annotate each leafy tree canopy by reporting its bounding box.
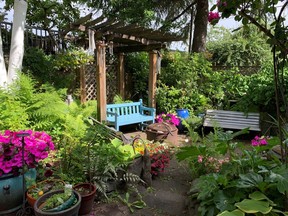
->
[207,26,272,66]
[210,0,288,56]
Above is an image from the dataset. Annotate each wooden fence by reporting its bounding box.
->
[1,21,61,54]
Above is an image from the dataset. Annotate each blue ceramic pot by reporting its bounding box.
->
[0,168,37,215]
[176,109,189,119]
[176,109,189,132]
[0,173,23,214]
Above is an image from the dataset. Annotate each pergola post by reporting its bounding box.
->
[148,50,158,108]
[79,65,86,104]
[118,53,125,99]
[96,41,107,122]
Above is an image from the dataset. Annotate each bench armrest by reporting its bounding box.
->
[140,106,156,116]
[107,111,118,117]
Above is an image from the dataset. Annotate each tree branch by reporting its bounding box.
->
[239,9,288,54]
[159,1,196,30]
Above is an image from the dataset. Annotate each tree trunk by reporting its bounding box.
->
[7,0,28,84]
[192,0,208,53]
[0,28,7,87]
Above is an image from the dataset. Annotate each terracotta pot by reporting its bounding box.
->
[26,179,65,207]
[34,189,81,216]
[73,183,96,215]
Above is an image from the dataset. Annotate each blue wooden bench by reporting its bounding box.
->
[106,99,155,131]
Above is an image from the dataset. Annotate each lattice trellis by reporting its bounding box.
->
[84,57,118,102]
[85,64,97,101]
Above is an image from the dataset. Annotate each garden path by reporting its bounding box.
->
[87,130,193,216]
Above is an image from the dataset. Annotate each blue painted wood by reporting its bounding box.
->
[106,99,155,131]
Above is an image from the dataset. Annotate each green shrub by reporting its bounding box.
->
[124,52,149,101]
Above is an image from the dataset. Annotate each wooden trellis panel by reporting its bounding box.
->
[106,63,117,103]
[84,60,117,102]
[85,64,97,101]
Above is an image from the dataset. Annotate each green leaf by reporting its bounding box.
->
[242,17,248,25]
[176,146,201,161]
[276,178,288,194]
[235,199,272,214]
[237,173,263,189]
[217,210,245,216]
[210,5,217,11]
[249,191,275,206]
[214,190,236,212]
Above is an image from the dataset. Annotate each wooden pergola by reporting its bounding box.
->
[83,16,184,122]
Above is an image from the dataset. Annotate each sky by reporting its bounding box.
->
[1,1,287,52]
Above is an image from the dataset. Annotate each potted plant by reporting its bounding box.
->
[34,187,81,216]
[0,130,55,215]
[26,178,65,207]
[73,183,96,215]
[73,131,96,215]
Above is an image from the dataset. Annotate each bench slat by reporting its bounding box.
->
[206,109,259,117]
[204,109,260,131]
[206,116,259,124]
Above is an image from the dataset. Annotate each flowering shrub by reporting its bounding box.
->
[0,130,55,176]
[197,155,229,173]
[134,141,171,176]
[155,113,180,126]
[208,11,220,23]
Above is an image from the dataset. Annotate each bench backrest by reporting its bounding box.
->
[203,109,260,131]
[106,100,143,117]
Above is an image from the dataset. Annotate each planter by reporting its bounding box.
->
[27,179,65,207]
[73,183,96,215]
[0,169,35,214]
[146,122,178,145]
[0,173,23,215]
[34,189,81,216]
[176,108,190,132]
[176,108,189,119]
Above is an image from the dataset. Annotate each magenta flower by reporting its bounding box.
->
[0,130,55,176]
[155,113,181,126]
[251,136,268,147]
[208,11,220,23]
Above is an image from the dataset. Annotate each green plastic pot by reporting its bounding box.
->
[34,189,81,216]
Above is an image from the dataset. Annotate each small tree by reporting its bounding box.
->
[0,0,27,87]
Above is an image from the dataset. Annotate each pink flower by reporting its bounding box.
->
[155,113,181,126]
[198,155,203,163]
[208,12,220,23]
[217,0,227,7]
[251,136,268,146]
[0,130,55,176]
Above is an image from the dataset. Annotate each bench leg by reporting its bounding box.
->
[140,122,144,131]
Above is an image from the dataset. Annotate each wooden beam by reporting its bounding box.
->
[148,51,158,108]
[61,13,92,36]
[93,19,115,30]
[114,43,165,53]
[118,53,125,99]
[79,65,86,104]
[96,41,107,122]
[85,15,105,28]
[100,21,124,32]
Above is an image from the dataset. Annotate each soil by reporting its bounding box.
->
[87,156,192,216]
[84,130,193,216]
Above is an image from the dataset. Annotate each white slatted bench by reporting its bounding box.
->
[203,109,261,131]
